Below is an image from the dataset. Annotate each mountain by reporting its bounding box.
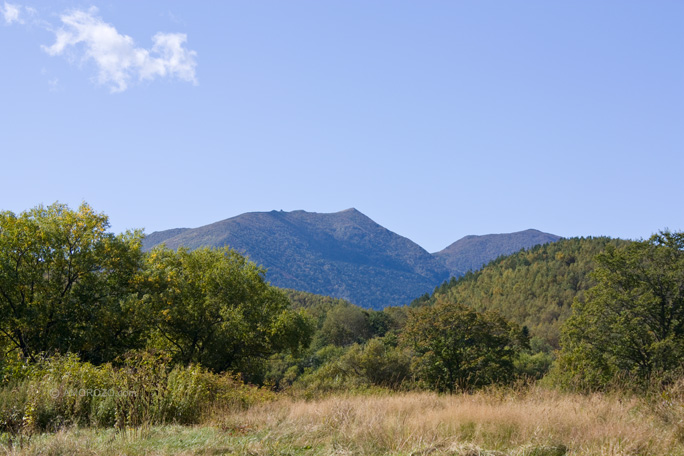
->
[433,229,561,278]
[143,208,450,310]
[141,228,191,248]
[143,210,563,309]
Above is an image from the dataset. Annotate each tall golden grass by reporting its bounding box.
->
[214,386,684,455]
[5,385,684,455]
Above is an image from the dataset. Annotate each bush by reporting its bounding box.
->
[0,352,275,435]
[338,338,412,388]
[289,339,412,396]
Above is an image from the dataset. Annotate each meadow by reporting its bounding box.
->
[4,385,684,456]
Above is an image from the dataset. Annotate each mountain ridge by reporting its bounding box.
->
[433,229,562,278]
[143,208,449,309]
[143,209,560,309]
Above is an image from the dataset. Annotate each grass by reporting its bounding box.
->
[3,386,684,455]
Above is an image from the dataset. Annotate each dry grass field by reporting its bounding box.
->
[5,386,684,456]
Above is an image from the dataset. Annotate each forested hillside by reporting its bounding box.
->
[415,237,628,346]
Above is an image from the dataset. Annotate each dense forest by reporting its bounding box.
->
[2,203,684,441]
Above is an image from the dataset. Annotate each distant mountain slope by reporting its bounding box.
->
[143,208,449,310]
[142,228,191,248]
[434,229,561,278]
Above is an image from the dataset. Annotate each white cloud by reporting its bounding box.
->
[2,2,22,24]
[42,7,197,93]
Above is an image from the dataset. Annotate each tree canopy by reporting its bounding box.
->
[555,231,684,389]
[143,246,313,378]
[402,299,525,392]
[0,203,313,383]
[0,203,144,363]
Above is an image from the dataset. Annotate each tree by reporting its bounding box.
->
[555,231,684,389]
[317,304,372,347]
[337,338,412,388]
[0,203,145,363]
[142,246,313,379]
[401,298,524,392]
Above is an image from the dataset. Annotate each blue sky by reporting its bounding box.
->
[1,1,682,252]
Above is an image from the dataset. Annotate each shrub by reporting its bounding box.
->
[0,352,275,436]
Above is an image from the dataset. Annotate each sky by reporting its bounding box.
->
[1,1,682,253]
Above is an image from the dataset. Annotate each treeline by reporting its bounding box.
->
[3,203,684,415]
[271,231,684,393]
[268,288,550,393]
[412,232,684,391]
[0,203,541,401]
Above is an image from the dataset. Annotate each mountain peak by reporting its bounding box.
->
[143,208,448,309]
[434,229,561,277]
[337,207,373,222]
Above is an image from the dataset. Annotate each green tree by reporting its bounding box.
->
[338,338,412,388]
[0,203,144,363]
[402,299,524,392]
[317,304,372,347]
[143,246,313,379]
[555,231,684,389]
